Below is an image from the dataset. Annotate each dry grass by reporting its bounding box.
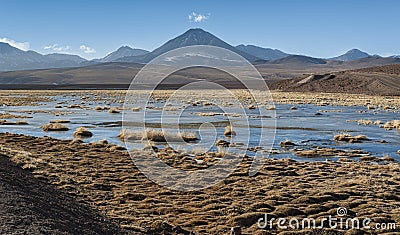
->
[67,104,82,109]
[98,139,109,145]
[333,133,368,143]
[15,120,28,125]
[224,126,236,137]
[294,147,370,159]
[41,123,69,131]
[382,155,395,161]
[0,120,28,125]
[73,127,93,138]
[109,108,120,114]
[280,140,295,147]
[383,120,400,130]
[1,132,400,234]
[197,112,218,116]
[0,146,42,170]
[50,120,70,123]
[118,129,198,142]
[359,156,379,162]
[95,106,110,111]
[0,113,31,119]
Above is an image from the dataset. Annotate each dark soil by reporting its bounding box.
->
[0,153,125,234]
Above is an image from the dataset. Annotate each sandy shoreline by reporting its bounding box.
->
[0,132,399,234]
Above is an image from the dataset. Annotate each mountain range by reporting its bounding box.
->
[0,28,399,72]
[0,42,88,71]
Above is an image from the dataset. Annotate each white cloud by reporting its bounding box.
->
[80,45,96,53]
[188,12,210,23]
[0,37,30,51]
[44,44,70,52]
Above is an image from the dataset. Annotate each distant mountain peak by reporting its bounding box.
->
[98,46,149,62]
[235,44,289,60]
[330,48,370,61]
[185,28,207,33]
[115,28,262,63]
[170,28,218,45]
[116,45,133,51]
[0,42,23,53]
[347,48,364,53]
[0,42,12,47]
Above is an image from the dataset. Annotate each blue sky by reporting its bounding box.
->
[1,0,399,59]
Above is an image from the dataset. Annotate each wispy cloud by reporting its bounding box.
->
[80,45,96,53]
[0,37,30,51]
[188,12,210,23]
[44,44,70,52]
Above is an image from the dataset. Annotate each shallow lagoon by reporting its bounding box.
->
[0,92,399,161]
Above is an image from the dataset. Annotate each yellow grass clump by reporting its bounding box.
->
[0,120,28,125]
[41,123,69,131]
[383,120,400,130]
[95,106,111,111]
[118,129,198,142]
[280,140,295,147]
[73,127,93,138]
[333,134,368,143]
[109,108,120,114]
[224,125,236,137]
[16,120,28,125]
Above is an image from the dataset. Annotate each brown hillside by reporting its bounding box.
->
[351,63,400,75]
[269,64,400,96]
